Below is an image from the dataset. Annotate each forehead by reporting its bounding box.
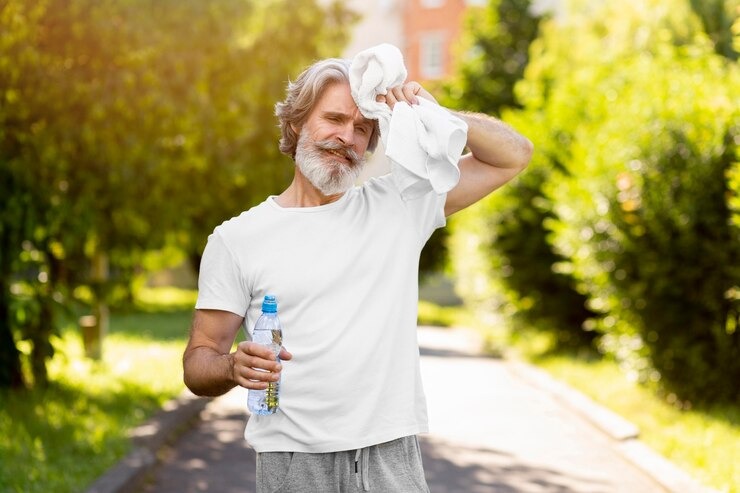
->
[311,82,367,121]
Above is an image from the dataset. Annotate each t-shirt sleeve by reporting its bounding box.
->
[195,230,249,317]
[403,189,447,243]
[372,173,447,244]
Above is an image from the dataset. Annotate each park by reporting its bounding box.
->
[1,0,738,491]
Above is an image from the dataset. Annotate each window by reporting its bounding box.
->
[420,32,444,79]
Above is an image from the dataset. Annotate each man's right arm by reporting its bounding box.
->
[183,309,290,397]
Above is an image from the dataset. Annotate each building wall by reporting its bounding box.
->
[403,0,470,82]
[339,0,405,58]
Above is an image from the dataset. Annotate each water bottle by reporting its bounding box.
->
[247,295,283,415]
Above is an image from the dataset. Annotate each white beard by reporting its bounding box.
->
[294,132,365,196]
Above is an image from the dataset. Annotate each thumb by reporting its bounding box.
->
[279,347,293,361]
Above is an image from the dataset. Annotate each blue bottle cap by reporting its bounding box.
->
[262,295,277,313]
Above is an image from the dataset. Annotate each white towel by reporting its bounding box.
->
[349,44,468,200]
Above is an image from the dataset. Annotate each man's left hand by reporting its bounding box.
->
[376,81,437,110]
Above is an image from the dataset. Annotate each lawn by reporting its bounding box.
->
[0,288,194,493]
[534,354,740,493]
[2,295,737,492]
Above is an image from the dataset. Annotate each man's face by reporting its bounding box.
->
[293,82,374,195]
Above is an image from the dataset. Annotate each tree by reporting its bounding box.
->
[689,0,740,60]
[517,0,740,403]
[0,0,355,387]
[444,0,597,350]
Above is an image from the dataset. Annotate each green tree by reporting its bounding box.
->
[177,0,358,271]
[445,0,541,113]
[0,0,355,387]
[516,0,740,403]
[689,0,740,60]
[444,0,596,349]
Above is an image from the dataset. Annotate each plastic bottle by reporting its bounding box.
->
[247,295,283,415]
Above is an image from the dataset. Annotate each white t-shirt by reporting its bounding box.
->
[195,173,446,453]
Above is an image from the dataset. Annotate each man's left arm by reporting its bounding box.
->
[378,82,533,217]
[444,111,533,217]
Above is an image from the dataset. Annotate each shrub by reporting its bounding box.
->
[528,0,740,403]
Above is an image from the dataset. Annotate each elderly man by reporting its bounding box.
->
[183,56,532,492]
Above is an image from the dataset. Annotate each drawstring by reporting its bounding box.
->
[354,447,371,491]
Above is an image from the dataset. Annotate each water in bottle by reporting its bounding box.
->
[247,295,283,415]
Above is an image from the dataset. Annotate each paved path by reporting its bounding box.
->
[139,327,674,493]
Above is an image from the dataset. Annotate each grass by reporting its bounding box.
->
[418,299,463,327]
[502,327,740,493]
[0,288,195,493]
[533,354,740,493]
[3,291,737,492]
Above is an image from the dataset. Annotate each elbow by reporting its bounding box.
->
[183,370,212,398]
[182,360,199,395]
[182,352,205,397]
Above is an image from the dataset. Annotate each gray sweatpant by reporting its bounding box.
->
[256,435,430,493]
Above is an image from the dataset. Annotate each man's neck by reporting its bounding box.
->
[275,170,345,208]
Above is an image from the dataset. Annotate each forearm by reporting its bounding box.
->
[183,346,237,397]
[454,110,533,170]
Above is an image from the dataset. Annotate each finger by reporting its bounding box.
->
[240,365,280,383]
[384,90,398,109]
[279,347,293,361]
[233,362,281,389]
[235,347,282,374]
[236,377,269,390]
[375,94,387,104]
[390,85,406,103]
[238,340,277,360]
[243,354,283,373]
[402,83,420,105]
[234,371,274,390]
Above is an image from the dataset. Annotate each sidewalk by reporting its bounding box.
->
[91,327,714,493]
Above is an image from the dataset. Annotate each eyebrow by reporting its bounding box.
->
[323,111,373,128]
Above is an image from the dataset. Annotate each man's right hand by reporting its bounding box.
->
[232,341,293,390]
[184,309,293,397]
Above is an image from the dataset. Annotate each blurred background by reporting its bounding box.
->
[1,0,738,491]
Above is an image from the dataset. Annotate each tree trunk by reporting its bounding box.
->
[0,281,25,389]
[85,250,109,360]
[30,290,54,387]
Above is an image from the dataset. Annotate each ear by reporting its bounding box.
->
[290,122,300,135]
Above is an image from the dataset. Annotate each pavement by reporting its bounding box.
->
[85,326,716,493]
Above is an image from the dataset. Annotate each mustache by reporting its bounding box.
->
[314,140,361,166]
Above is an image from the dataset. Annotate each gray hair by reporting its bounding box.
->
[275,58,380,158]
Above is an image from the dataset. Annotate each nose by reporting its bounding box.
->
[336,122,355,147]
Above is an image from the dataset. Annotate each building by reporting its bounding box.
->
[402,0,487,81]
[328,0,486,81]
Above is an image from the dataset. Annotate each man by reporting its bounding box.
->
[183,57,532,492]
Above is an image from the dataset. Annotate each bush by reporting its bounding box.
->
[598,122,740,404]
[445,0,595,350]
[523,0,740,403]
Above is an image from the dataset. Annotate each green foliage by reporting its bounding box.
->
[689,0,740,60]
[604,125,740,404]
[444,0,541,114]
[445,0,594,350]
[0,308,188,493]
[449,0,740,403]
[0,0,354,387]
[518,0,740,403]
